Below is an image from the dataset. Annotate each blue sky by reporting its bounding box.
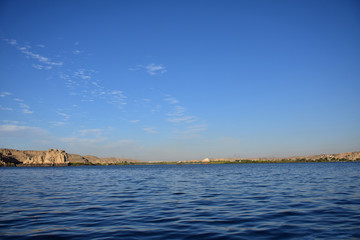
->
[0,0,359,161]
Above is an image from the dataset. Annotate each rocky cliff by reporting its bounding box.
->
[0,148,69,166]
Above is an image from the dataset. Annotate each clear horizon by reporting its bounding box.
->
[1,0,359,161]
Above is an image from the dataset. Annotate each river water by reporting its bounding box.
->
[1,162,359,239]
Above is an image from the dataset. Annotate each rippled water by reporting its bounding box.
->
[1,162,360,239]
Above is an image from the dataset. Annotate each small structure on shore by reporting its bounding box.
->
[202,158,210,163]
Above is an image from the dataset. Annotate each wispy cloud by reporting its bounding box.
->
[0,92,13,110]
[32,64,52,70]
[0,124,48,138]
[60,136,107,144]
[178,124,207,136]
[166,105,196,123]
[106,90,127,107]
[2,120,22,125]
[143,127,158,134]
[11,98,34,114]
[0,92,12,97]
[0,105,13,111]
[57,111,70,121]
[0,93,34,113]
[72,50,81,55]
[5,37,129,115]
[164,95,179,104]
[78,128,104,136]
[167,106,186,117]
[167,115,196,123]
[49,110,71,127]
[129,63,167,75]
[129,120,140,123]
[166,102,197,123]
[60,128,107,144]
[74,68,94,80]
[18,102,34,114]
[61,68,127,108]
[5,38,63,69]
[145,63,167,75]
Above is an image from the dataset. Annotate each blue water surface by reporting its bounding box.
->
[1,162,360,239]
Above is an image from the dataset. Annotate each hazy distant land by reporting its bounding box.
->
[1,148,359,167]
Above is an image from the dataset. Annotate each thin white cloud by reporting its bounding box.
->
[0,124,48,138]
[61,68,127,108]
[1,94,33,113]
[164,96,179,104]
[51,111,71,126]
[129,120,140,123]
[57,111,70,121]
[143,127,158,134]
[129,63,167,75]
[58,128,107,145]
[6,37,129,113]
[0,105,13,111]
[2,120,22,125]
[22,108,34,114]
[167,115,196,123]
[145,63,167,75]
[19,102,34,114]
[172,124,207,139]
[166,105,197,124]
[167,106,186,117]
[106,90,127,108]
[49,121,67,127]
[74,68,93,80]
[7,39,17,45]
[183,125,207,135]
[32,64,52,70]
[0,92,12,97]
[0,124,25,132]
[5,38,63,68]
[21,47,62,66]
[1,94,34,114]
[78,128,104,136]
[60,136,107,144]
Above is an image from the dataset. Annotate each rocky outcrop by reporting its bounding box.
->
[0,148,139,166]
[67,153,91,164]
[0,148,69,166]
[0,151,22,166]
[22,149,68,166]
[83,155,138,165]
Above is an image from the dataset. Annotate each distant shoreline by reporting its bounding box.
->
[68,158,358,166]
[1,148,359,167]
[4,159,360,167]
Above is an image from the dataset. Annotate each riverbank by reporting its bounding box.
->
[1,148,359,167]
